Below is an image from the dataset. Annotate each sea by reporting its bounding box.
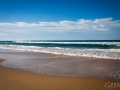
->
[0,40,120,59]
[0,40,120,79]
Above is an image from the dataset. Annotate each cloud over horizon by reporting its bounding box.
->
[0,18,120,40]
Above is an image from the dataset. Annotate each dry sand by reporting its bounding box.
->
[0,59,120,90]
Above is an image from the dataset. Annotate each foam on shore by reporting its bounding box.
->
[0,50,120,81]
[1,63,118,90]
[0,45,120,59]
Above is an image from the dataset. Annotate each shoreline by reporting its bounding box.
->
[0,49,120,80]
[0,48,120,90]
[0,59,119,90]
[0,59,4,63]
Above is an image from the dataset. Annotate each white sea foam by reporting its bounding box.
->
[12,40,120,45]
[0,45,120,59]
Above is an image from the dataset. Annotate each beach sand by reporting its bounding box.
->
[0,59,120,90]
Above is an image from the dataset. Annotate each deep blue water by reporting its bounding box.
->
[0,40,120,49]
[0,40,120,59]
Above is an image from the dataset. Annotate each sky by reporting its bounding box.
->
[0,0,120,40]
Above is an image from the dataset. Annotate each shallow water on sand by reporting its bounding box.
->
[0,49,120,81]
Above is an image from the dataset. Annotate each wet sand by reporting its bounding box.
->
[0,59,120,90]
[0,48,120,90]
[0,50,120,80]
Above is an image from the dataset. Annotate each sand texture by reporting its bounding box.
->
[0,60,119,90]
[0,49,120,90]
[0,50,120,80]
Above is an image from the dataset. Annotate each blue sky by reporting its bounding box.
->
[0,0,120,40]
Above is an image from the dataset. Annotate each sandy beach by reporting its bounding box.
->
[0,49,120,90]
[0,0,120,89]
[0,58,120,90]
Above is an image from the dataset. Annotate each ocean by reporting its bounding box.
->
[0,40,120,59]
[0,40,120,79]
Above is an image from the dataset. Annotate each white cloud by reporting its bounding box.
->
[0,33,7,37]
[0,18,120,35]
